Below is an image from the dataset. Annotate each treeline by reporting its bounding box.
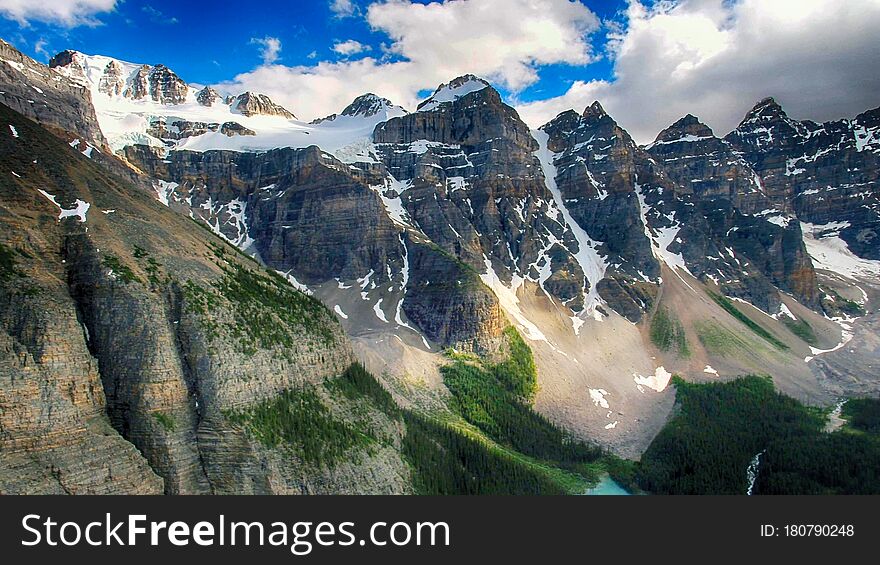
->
[402,413,568,495]
[441,327,603,471]
[227,360,586,494]
[636,376,880,494]
[224,386,373,466]
[843,398,880,434]
[326,362,401,420]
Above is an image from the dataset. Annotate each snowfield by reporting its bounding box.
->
[55,52,407,159]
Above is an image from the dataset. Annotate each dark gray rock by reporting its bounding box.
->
[1,41,107,147]
[725,98,880,259]
[231,92,296,119]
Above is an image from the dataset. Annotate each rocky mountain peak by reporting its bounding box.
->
[48,49,78,69]
[416,74,491,111]
[196,86,222,106]
[739,96,792,127]
[1,42,107,146]
[231,91,296,119]
[653,113,715,143]
[146,65,188,105]
[311,93,406,124]
[855,105,880,129]
[342,93,400,118]
[725,95,807,153]
[124,64,152,100]
[582,100,607,121]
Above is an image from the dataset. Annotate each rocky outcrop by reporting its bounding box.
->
[220,122,255,136]
[147,65,189,104]
[98,60,126,97]
[146,118,255,144]
[123,145,406,284]
[0,41,107,147]
[231,92,296,119]
[196,86,222,106]
[725,98,880,259]
[125,65,151,100]
[403,238,506,352]
[542,101,821,316]
[647,114,769,214]
[123,133,507,351]
[122,64,188,104]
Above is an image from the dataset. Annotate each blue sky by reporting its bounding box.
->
[0,0,626,107]
[1,1,878,142]
[0,0,622,103]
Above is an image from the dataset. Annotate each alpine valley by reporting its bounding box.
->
[1,38,878,495]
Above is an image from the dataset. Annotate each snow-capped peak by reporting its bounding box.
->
[313,93,407,124]
[416,74,490,112]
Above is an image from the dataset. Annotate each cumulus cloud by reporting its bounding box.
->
[222,0,600,121]
[0,0,117,27]
[250,36,283,65]
[516,0,880,143]
[332,39,370,56]
[330,0,359,18]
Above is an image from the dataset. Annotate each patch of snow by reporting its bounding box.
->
[589,388,610,409]
[801,221,880,279]
[8,124,18,138]
[633,366,673,392]
[36,189,90,222]
[703,365,718,375]
[771,302,797,321]
[645,134,712,149]
[276,270,312,295]
[333,305,349,319]
[153,180,178,206]
[370,175,416,229]
[373,299,389,323]
[804,324,854,363]
[480,256,548,342]
[634,181,691,278]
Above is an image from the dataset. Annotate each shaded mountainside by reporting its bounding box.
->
[0,103,412,494]
[1,40,106,148]
[725,98,880,260]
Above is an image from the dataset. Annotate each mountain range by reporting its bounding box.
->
[1,38,878,494]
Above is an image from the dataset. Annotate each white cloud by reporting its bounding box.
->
[250,36,283,65]
[516,0,880,143]
[222,0,600,121]
[330,0,359,18]
[332,39,370,56]
[0,0,117,27]
[142,5,178,25]
[366,0,599,91]
[33,37,49,60]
